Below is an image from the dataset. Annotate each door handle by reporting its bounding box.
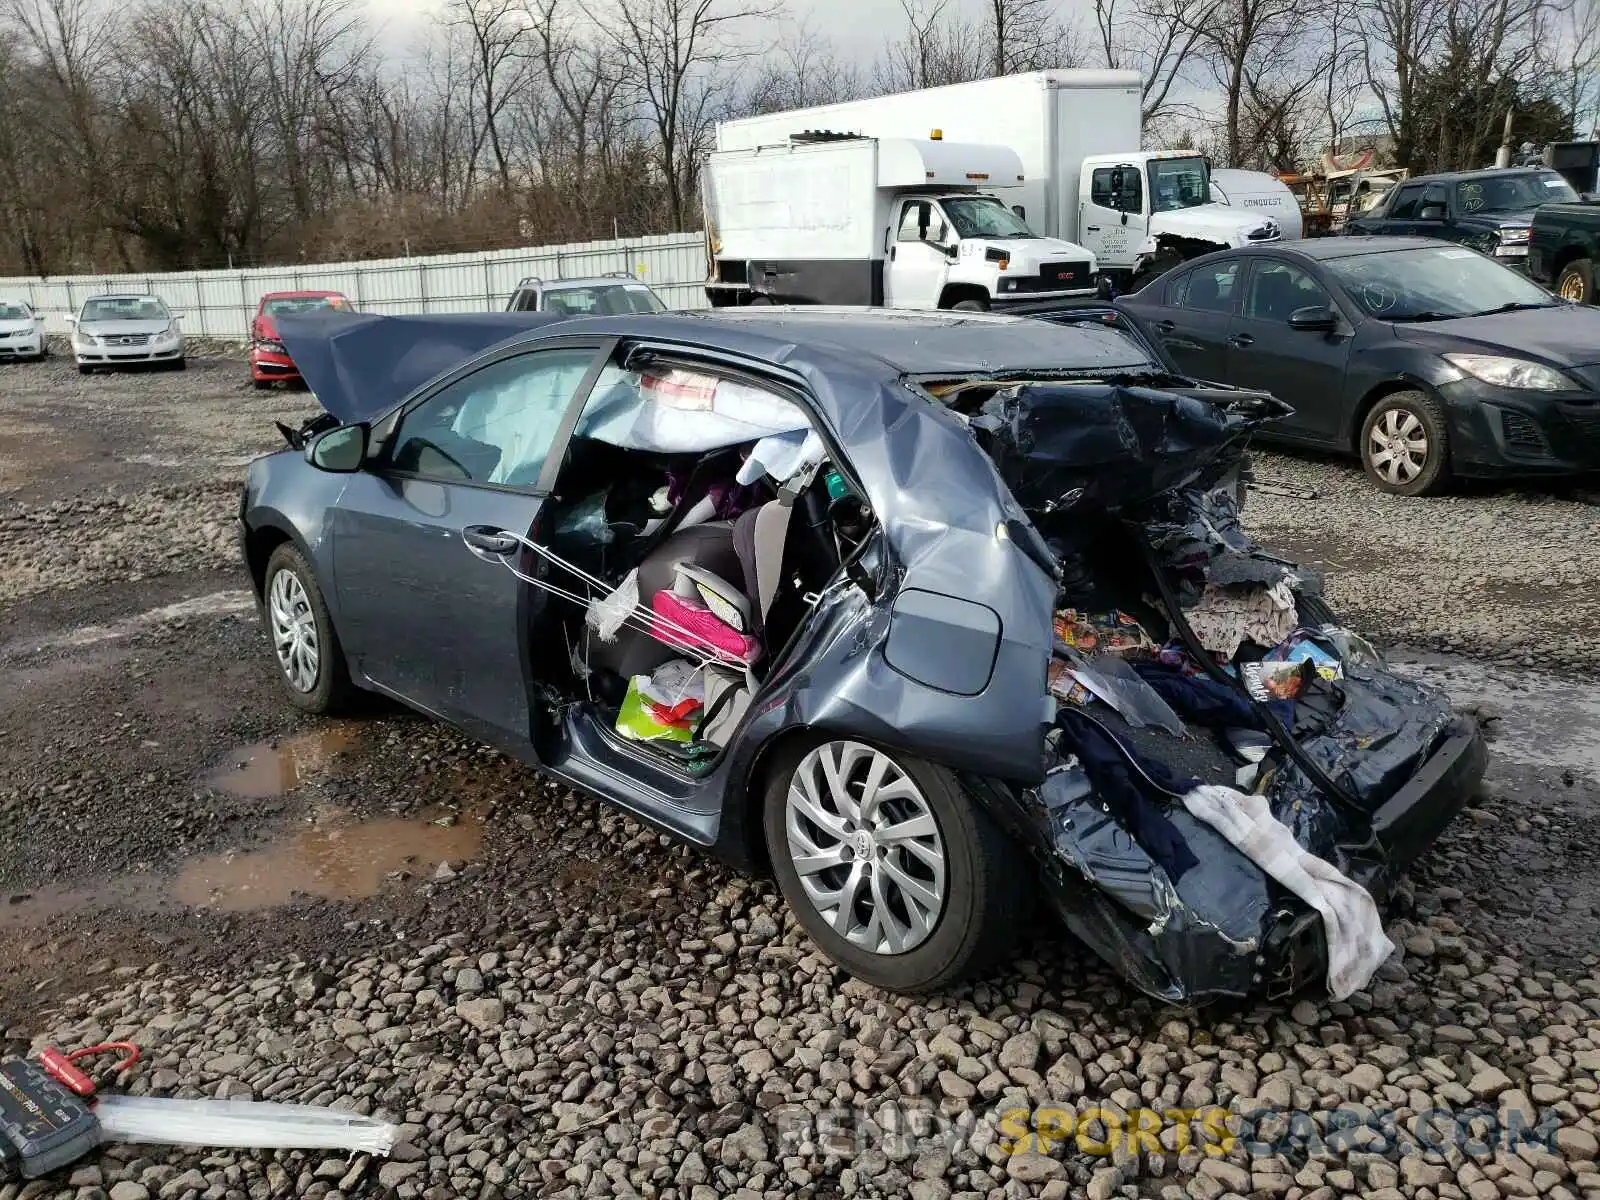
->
[462,526,519,555]
[1155,319,1175,332]
[1229,333,1255,348]
[1086,226,1101,232]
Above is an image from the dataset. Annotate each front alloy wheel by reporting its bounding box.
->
[269,566,320,693]
[784,741,948,954]
[262,542,356,714]
[763,737,1028,993]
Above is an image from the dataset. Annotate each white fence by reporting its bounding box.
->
[0,232,711,340]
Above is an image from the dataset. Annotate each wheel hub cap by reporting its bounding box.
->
[1368,408,1428,485]
[268,568,320,693]
[784,741,948,955]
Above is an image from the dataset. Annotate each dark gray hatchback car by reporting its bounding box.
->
[240,306,1485,1002]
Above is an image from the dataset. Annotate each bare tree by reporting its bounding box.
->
[449,0,531,192]
[740,21,862,113]
[1093,0,1221,123]
[873,0,987,90]
[588,0,770,231]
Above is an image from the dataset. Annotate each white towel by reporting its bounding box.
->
[1181,784,1397,1000]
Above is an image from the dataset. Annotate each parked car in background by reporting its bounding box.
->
[242,305,1485,1003]
[0,299,46,361]
[1344,167,1579,268]
[252,291,353,388]
[1115,238,1600,494]
[68,294,185,373]
[1528,203,1600,302]
[505,274,667,315]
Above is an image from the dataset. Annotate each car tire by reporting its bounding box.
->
[1360,390,1451,496]
[253,378,271,390]
[763,738,1028,993]
[1557,259,1594,304]
[171,357,187,371]
[77,364,92,375]
[263,543,358,715]
[951,298,989,312]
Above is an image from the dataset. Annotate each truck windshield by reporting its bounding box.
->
[1149,157,1210,213]
[941,197,1035,239]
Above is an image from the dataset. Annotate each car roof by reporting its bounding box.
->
[537,277,654,289]
[1396,166,1555,184]
[1177,235,1457,265]
[85,293,162,301]
[261,290,346,300]
[535,306,1156,375]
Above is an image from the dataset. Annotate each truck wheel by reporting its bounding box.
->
[951,298,989,312]
[1557,259,1594,304]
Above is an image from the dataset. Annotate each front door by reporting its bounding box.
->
[1224,259,1352,443]
[330,343,607,752]
[1079,164,1146,273]
[884,199,950,309]
[1146,258,1242,381]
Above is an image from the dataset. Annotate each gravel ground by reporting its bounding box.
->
[1,356,1599,1200]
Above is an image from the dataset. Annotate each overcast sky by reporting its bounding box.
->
[362,0,1041,65]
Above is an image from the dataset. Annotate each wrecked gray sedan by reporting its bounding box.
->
[239,306,1486,1001]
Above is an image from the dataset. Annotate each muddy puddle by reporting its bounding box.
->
[173,804,484,910]
[1,806,482,928]
[205,725,359,799]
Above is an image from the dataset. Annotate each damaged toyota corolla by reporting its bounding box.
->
[240,305,1486,1002]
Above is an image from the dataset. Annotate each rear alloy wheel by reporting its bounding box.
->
[263,543,356,714]
[764,738,1026,992]
[1360,390,1451,496]
[1557,259,1594,304]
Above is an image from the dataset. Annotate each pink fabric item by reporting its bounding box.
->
[650,591,761,663]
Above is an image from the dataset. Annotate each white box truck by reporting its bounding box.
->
[716,71,1292,290]
[702,133,1099,310]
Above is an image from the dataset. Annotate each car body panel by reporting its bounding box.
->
[249,305,1487,1002]
[1115,238,1600,475]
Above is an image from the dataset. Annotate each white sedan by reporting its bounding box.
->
[68,294,187,372]
[0,299,47,361]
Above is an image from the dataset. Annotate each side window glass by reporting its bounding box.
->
[1172,260,1240,312]
[1091,168,1116,207]
[897,202,928,242]
[1118,171,1143,214]
[1166,270,1193,306]
[1244,261,1331,322]
[389,348,597,488]
[1387,187,1421,220]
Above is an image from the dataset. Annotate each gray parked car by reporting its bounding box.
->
[240,306,1485,1001]
[68,294,186,373]
[506,273,668,315]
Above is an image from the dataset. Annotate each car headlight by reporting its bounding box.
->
[1498,226,1531,245]
[77,331,99,345]
[1443,352,1571,390]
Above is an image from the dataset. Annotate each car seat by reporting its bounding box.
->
[1188,272,1224,310]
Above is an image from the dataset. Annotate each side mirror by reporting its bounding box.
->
[1288,305,1339,332]
[1012,205,1026,220]
[1418,203,1446,221]
[64,314,77,325]
[307,423,368,472]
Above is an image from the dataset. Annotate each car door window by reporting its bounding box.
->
[1386,186,1423,220]
[389,348,598,488]
[1418,183,1448,219]
[1243,261,1332,322]
[1170,260,1241,313]
[1090,167,1142,214]
[897,201,948,244]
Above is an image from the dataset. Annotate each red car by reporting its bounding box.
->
[250,291,353,388]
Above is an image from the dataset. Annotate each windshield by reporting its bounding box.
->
[941,196,1035,239]
[544,284,665,315]
[263,295,349,316]
[1455,171,1578,213]
[1150,156,1211,213]
[0,303,29,320]
[81,297,169,322]
[1326,245,1559,320]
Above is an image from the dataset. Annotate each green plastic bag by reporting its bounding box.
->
[616,675,694,743]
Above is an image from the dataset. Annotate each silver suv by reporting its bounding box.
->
[506,273,667,315]
[70,294,186,373]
